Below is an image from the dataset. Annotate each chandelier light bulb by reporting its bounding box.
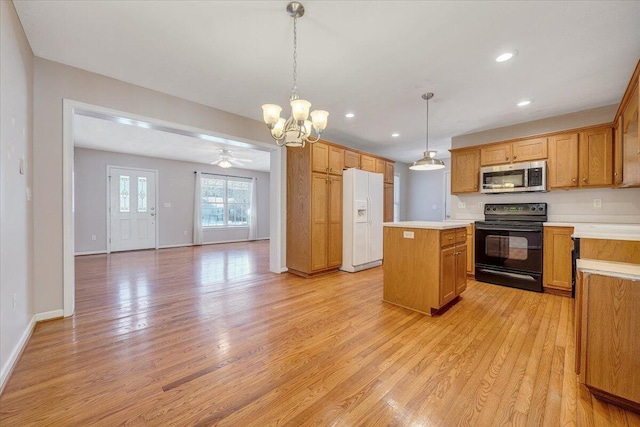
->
[310,110,329,131]
[262,104,282,125]
[291,99,311,121]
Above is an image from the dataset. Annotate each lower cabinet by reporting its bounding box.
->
[466,224,475,276]
[542,226,574,296]
[383,226,467,315]
[576,272,640,412]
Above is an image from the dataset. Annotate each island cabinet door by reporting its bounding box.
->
[440,246,457,306]
[455,244,467,294]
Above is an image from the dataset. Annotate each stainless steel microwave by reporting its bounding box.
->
[480,160,547,193]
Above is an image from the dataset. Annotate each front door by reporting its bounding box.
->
[108,167,157,252]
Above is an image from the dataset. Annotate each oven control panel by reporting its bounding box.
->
[484,203,547,220]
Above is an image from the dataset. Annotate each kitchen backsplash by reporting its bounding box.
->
[452,187,640,223]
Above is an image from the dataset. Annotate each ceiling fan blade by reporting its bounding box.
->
[233,157,253,162]
[229,158,245,165]
[210,159,221,165]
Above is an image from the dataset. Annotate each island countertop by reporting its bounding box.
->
[383,220,472,230]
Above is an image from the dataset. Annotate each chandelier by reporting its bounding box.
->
[261,2,328,148]
[410,93,445,171]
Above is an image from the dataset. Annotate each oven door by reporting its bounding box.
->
[475,222,543,292]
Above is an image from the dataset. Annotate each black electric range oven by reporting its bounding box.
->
[475,202,547,292]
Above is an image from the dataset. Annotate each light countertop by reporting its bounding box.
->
[544,222,640,241]
[577,258,640,280]
[383,221,472,230]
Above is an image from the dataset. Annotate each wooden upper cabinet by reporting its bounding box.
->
[512,137,548,162]
[328,145,344,176]
[451,148,480,194]
[311,142,329,174]
[384,161,394,184]
[480,143,512,166]
[548,133,579,189]
[344,150,360,169]
[480,138,547,166]
[375,158,385,175]
[615,115,624,185]
[312,142,344,175]
[360,155,376,172]
[579,127,613,187]
[621,81,640,187]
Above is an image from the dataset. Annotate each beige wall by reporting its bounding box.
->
[33,57,274,314]
[451,104,617,149]
[1,0,34,387]
[450,105,640,223]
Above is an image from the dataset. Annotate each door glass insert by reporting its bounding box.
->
[119,176,130,212]
[138,177,147,212]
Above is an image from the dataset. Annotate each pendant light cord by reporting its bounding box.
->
[291,15,298,99]
[425,96,429,152]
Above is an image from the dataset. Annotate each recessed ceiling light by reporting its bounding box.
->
[496,51,517,62]
[345,113,355,118]
[391,133,400,137]
[517,100,532,107]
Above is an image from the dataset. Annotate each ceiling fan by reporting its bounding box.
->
[210,149,253,169]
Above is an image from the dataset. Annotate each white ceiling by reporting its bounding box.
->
[14,1,640,163]
[73,113,272,172]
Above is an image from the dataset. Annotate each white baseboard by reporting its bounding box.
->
[35,309,64,322]
[158,243,194,249]
[75,250,107,256]
[0,315,35,392]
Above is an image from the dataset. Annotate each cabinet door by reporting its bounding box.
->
[622,83,640,187]
[455,244,467,294]
[548,133,579,188]
[310,173,328,271]
[344,150,360,169]
[360,155,376,172]
[375,158,385,175]
[451,149,480,194]
[327,175,342,268]
[543,226,574,292]
[583,274,640,403]
[466,224,475,276]
[384,161,394,184]
[440,246,457,306]
[614,116,624,185]
[480,143,512,166]
[312,142,329,174]
[512,137,548,162]
[579,127,613,187]
[328,146,344,176]
[384,183,394,223]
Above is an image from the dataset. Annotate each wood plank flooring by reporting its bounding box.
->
[1,241,639,426]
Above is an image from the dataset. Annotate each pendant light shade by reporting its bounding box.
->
[410,93,445,171]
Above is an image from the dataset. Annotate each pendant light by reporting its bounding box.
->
[410,93,445,171]
[261,2,328,148]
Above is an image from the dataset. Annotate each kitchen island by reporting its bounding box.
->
[383,221,471,315]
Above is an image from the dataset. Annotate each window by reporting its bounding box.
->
[119,175,130,212]
[201,176,251,227]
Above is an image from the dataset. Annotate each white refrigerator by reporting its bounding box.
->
[341,168,384,273]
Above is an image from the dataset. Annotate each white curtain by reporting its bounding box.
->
[193,171,203,245]
[248,177,258,240]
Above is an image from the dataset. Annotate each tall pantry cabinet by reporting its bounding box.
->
[287,141,343,277]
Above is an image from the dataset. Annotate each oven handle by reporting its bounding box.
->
[475,225,542,233]
[477,269,537,281]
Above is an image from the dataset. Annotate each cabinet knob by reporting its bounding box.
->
[505,157,509,161]
[582,177,587,183]
[614,172,618,176]
[572,178,577,183]
[449,236,454,240]
[513,155,517,159]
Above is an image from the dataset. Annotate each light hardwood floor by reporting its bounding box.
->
[1,241,639,426]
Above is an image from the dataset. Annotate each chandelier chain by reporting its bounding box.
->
[426,95,429,151]
[291,15,298,98]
